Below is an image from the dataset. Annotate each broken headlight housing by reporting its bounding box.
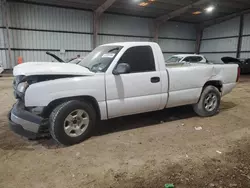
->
[17,81,29,93]
[13,75,29,99]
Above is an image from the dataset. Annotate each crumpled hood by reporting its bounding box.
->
[13,62,94,76]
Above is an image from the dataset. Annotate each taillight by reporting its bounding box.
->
[236,66,240,82]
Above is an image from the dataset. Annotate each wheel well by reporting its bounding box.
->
[203,80,222,92]
[42,96,101,119]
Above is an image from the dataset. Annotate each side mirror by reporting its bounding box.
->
[113,63,131,75]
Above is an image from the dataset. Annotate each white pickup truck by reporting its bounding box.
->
[9,42,239,145]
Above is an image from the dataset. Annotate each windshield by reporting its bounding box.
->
[78,45,122,72]
[166,56,182,63]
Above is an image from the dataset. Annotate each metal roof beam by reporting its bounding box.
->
[155,0,210,24]
[95,0,117,17]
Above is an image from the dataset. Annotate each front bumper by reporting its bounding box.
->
[9,101,49,139]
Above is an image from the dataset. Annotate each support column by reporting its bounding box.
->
[93,13,99,49]
[195,26,203,54]
[153,22,160,43]
[236,14,244,58]
[93,0,117,49]
[1,0,12,67]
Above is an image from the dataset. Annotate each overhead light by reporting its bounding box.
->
[192,11,202,15]
[205,5,215,13]
[148,0,156,2]
[139,2,149,6]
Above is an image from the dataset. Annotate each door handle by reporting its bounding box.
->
[151,77,160,83]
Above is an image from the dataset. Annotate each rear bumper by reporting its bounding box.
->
[9,101,48,138]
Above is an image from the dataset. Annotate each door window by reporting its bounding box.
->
[117,46,155,73]
[183,57,191,62]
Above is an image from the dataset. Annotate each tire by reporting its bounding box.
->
[193,86,221,117]
[49,100,96,145]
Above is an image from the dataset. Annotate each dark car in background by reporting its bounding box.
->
[222,57,250,74]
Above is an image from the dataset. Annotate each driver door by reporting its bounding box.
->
[105,46,162,118]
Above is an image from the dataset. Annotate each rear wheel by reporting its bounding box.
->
[49,100,96,145]
[193,86,221,117]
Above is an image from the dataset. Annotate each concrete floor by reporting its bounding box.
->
[0,76,250,188]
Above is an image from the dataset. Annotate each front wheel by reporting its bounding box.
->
[193,86,221,117]
[49,100,96,145]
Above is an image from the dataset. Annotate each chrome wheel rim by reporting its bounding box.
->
[204,93,218,112]
[63,109,90,137]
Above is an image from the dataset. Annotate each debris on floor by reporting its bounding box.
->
[216,150,222,154]
[194,126,203,131]
[165,183,174,188]
[76,152,80,157]
[209,183,215,187]
[229,183,237,187]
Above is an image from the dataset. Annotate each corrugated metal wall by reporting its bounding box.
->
[242,13,250,58]
[159,21,196,39]
[9,3,93,32]
[0,1,197,68]
[4,1,250,68]
[202,17,240,39]
[159,39,195,53]
[0,0,8,68]
[98,14,153,45]
[10,30,92,51]
[200,38,238,52]
[0,28,8,68]
[99,14,153,37]
[158,21,196,60]
[200,17,240,63]
[98,15,196,60]
[200,14,250,62]
[98,14,153,46]
[242,13,250,35]
[3,2,93,68]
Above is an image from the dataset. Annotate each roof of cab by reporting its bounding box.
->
[174,54,203,57]
[101,42,157,47]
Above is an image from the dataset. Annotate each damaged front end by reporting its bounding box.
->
[10,74,79,139]
[13,75,76,101]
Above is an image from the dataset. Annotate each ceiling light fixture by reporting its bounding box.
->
[139,2,149,6]
[192,11,202,15]
[205,5,215,13]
